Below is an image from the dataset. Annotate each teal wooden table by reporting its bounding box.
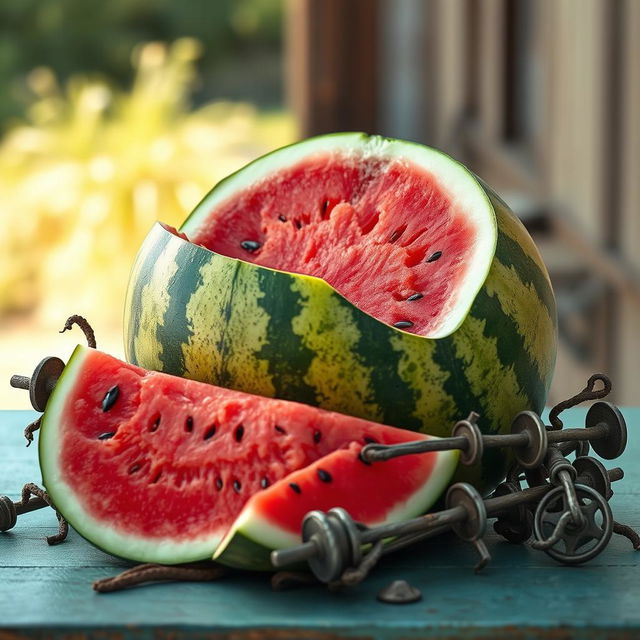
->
[1,408,639,639]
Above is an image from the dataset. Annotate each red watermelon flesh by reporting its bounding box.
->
[187,152,479,336]
[39,346,458,564]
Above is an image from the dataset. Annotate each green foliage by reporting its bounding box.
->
[0,40,295,324]
[0,0,283,125]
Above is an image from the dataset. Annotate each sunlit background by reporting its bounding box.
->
[2,0,639,409]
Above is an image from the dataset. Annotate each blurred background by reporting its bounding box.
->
[2,0,638,408]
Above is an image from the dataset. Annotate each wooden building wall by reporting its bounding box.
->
[287,0,640,405]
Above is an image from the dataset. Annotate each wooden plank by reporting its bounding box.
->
[620,0,640,270]
[617,0,640,405]
[1,409,639,637]
[2,558,640,637]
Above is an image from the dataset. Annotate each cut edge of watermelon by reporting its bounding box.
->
[212,442,459,570]
[39,345,223,564]
[179,132,497,339]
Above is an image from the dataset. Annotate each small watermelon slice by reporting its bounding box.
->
[39,345,458,565]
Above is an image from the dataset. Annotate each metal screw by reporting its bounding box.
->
[0,495,48,532]
[361,402,627,468]
[377,580,422,604]
[10,356,65,412]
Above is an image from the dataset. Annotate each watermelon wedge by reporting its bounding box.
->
[124,132,557,491]
[38,345,458,565]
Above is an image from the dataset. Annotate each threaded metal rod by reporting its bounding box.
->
[362,422,612,463]
[270,539,318,568]
[547,423,608,444]
[10,375,30,390]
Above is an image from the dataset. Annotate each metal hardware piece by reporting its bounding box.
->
[450,413,483,465]
[271,482,557,582]
[572,457,622,501]
[532,484,613,564]
[494,464,623,544]
[445,483,490,571]
[360,402,627,467]
[545,446,584,527]
[377,580,422,604]
[584,402,627,459]
[0,494,48,532]
[10,357,65,412]
[492,482,534,544]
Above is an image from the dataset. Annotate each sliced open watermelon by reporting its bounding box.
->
[124,133,557,491]
[39,346,458,565]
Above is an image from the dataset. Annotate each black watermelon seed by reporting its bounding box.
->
[185,416,194,432]
[394,320,414,329]
[129,463,141,474]
[364,436,378,444]
[275,425,286,434]
[101,385,120,412]
[313,430,322,444]
[234,425,245,442]
[278,214,287,222]
[233,480,242,493]
[407,293,423,301]
[150,416,161,432]
[204,425,217,440]
[294,220,302,230]
[260,477,270,489]
[317,469,332,483]
[426,251,442,263]
[215,477,223,490]
[322,200,330,213]
[240,240,262,253]
[98,431,115,440]
[289,482,302,494]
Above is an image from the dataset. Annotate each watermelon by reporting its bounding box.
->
[124,133,557,490]
[38,345,458,566]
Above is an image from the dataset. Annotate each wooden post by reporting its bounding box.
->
[286,0,379,137]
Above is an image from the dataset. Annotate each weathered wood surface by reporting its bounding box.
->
[1,408,639,639]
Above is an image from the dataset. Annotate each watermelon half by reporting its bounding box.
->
[124,133,557,490]
[38,345,458,566]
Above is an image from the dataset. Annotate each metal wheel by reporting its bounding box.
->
[533,484,613,565]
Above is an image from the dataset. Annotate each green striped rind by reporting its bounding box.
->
[212,531,277,572]
[39,345,224,564]
[124,140,557,492]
